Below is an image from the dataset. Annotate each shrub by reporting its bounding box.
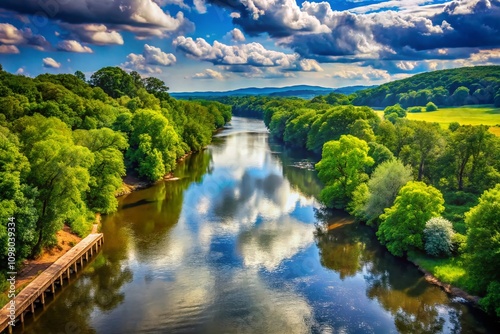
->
[424,217,455,257]
[426,102,438,111]
[407,106,422,113]
[451,233,467,255]
[480,281,500,317]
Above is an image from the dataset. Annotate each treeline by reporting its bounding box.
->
[231,94,500,317]
[0,65,230,269]
[352,66,500,108]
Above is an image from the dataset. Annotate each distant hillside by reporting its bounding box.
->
[352,66,500,108]
[171,85,373,99]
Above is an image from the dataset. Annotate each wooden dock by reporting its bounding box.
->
[0,233,104,333]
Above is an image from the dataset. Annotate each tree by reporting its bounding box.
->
[127,109,183,181]
[89,67,137,98]
[424,217,455,257]
[352,159,413,225]
[14,115,94,255]
[316,135,374,209]
[142,77,170,100]
[377,181,445,256]
[425,102,438,111]
[465,184,500,294]
[0,127,37,265]
[383,104,406,119]
[73,128,128,213]
[74,70,86,82]
[451,86,469,106]
[408,121,445,181]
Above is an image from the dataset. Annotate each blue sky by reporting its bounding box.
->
[0,0,499,92]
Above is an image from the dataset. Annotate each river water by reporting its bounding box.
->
[20,117,497,333]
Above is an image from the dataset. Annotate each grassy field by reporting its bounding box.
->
[376,105,500,136]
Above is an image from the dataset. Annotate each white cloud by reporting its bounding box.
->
[191,69,226,80]
[193,0,207,14]
[173,37,322,72]
[43,57,61,69]
[122,44,176,73]
[0,23,50,51]
[57,40,93,53]
[60,24,124,45]
[229,28,245,42]
[330,66,391,81]
[0,44,19,54]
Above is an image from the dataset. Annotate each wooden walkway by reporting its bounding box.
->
[0,233,104,333]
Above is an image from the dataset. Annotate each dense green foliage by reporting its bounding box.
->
[424,217,455,257]
[377,181,445,256]
[0,66,230,267]
[316,135,374,209]
[350,159,413,225]
[352,66,500,108]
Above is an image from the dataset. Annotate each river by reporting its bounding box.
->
[19,117,497,333]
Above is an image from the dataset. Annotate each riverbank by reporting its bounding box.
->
[115,151,194,197]
[408,255,481,305]
[0,225,82,307]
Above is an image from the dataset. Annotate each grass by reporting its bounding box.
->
[375,105,500,136]
[408,251,471,291]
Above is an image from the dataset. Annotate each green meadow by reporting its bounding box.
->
[376,105,500,136]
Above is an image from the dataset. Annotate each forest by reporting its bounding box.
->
[0,65,230,283]
[225,77,500,318]
[352,65,500,108]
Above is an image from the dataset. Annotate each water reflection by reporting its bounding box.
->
[19,117,497,334]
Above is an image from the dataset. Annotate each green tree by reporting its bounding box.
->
[0,127,37,265]
[377,181,445,256]
[74,70,86,82]
[316,135,374,209]
[352,159,413,225]
[423,217,455,257]
[465,184,500,294]
[451,86,470,106]
[383,104,406,119]
[89,67,137,98]
[127,109,183,181]
[73,128,128,213]
[142,77,170,100]
[425,102,438,111]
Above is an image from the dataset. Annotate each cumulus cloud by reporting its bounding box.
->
[191,69,226,79]
[0,0,194,41]
[208,0,500,63]
[122,44,176,73]
[173,36,322,73]
[329,66,391,81]
[0,44,19,54]
[228,28,245,42]
[0,23,50,51]
[59,23,124,45]
[193,0,208,13]
[43,57,61,69]
[57,40,93,53]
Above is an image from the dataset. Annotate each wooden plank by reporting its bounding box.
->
[0,233,103,332]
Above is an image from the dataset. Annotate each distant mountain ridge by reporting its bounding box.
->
[171,85,374,99]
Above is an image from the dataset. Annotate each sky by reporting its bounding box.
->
[0,0,499,92]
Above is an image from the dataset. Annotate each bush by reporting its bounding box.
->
[451,233,467,255]
[407,106,422,113]
[480,281,500,317]
[424,217,455,257]
[426,102,438,111]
